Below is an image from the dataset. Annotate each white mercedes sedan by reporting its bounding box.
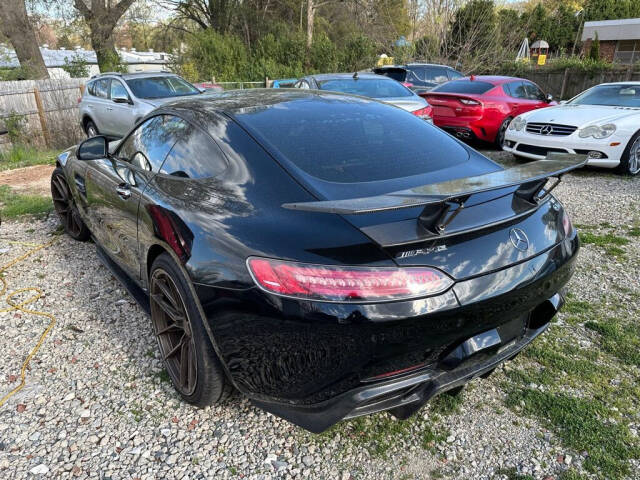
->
[503,82,640,175]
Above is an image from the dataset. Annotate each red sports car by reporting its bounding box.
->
[420,76,555,147]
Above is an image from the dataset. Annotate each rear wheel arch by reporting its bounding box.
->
[146,243,169,284]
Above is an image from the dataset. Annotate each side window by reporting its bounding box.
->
[448,69,464,80]
[110,80,129,100]
[525,82,546,101]
[161,128,227,179]
[423,67,449,84]
[86,81,96,96]
[406,69,422,84]
[117,115,188,172]
[95,79,110,99]
[297,80,310,90]
[508,81,528,99]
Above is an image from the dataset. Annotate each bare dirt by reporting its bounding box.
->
[0,165,54,196]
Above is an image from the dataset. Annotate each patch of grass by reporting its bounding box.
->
[558,470,589,480]
[585,320,640,366]
[505,389,638,479]
[628,227,640,237]
[0,185,52,218]
[562,299,593,316]
[421,423,447,451]
[430,389,464,415]
[0,145,57,171]
[579,231,629,258]
[153,369,171,384]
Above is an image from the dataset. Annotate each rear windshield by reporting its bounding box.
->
[126,76,199,99]
[568,84,640,107]
[432,80,494,95]
[373,68,407,82]
[238,97,468,183]
[317,78,413,98]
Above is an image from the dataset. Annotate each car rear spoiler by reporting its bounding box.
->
[282,154,586,216]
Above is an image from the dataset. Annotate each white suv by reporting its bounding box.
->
[79,72,203,138]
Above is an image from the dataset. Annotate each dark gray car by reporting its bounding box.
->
[294,73,432,120]
[79,72,203,138]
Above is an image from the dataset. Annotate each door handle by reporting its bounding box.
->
[116,183,131,200]
[106,107,113,111]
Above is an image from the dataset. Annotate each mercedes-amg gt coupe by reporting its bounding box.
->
[51,89,583,433]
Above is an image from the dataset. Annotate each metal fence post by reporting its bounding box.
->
[33,88,51,148]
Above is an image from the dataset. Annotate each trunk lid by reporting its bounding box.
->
[421,92,483,119]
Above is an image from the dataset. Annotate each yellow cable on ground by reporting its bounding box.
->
[0,237,58,408]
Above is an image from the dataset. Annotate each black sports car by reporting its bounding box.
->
[52,89,584,433]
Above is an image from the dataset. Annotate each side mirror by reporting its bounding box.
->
[546,93,553,103]
[113,95,132,104]
[77,135,108,160]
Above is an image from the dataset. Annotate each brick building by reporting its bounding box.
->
[581,18,640,64]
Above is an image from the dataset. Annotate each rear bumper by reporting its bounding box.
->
[198,235,578,431]
[434,117,497,142]
[253,301,558,433]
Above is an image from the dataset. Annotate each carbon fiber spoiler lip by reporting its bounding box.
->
[282,154,587,215]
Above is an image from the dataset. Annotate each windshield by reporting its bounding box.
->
[237,96,468,183]
[431,80,494,95]
[126,76,200,99]
[568,84,640,107]
[317,78,414,98]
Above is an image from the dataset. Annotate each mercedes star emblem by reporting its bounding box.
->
[540,125,553,135]
[509,228,529,251]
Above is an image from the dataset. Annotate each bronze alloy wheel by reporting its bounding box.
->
[51,171,87,239]
[150,268,198,396]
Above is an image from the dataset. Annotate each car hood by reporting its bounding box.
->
[521,104,640,126]
[140,96,199,108]
[381,96,428,112]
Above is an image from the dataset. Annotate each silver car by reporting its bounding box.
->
[293,73,432,120]
[79,72,203,138]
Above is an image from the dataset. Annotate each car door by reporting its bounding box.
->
[504,81,534,117]
[104,79,136,137]
[83,115,186,279]
[523,81,550,110]
[89,78,112,135]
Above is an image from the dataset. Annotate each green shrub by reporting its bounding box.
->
[62,53,90,78]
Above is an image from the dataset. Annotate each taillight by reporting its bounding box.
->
[412,106,433,120]
[247,257,453,302]
[459,98,480,105]
[562,209,573,237]
[403,82,413,88]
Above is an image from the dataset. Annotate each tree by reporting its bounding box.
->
[160,0,238,33]
[0,0,49,79]
[72,0,137,72]
[589,31,600,60]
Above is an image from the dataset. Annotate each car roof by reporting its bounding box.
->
[161,89,378,119]
[90,71,179,81]
[455,75,520,85]
[597,81,640,86]
[306,72,393,81]
[375,63,455,69]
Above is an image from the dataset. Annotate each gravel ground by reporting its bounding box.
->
[0,148,638,479]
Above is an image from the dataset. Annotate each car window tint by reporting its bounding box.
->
[298,80,310,89]
[423,67,449,84]
[374,68,407,82]
[317,78,413,98]
[569,84,640,107]
[524,82,546,101]
[95,79,110,99]
[125,76,199,99]
[161,128,227,178]
[86,81,96,96]
[448,69,464,80]
[110,80,129,100]
[117,115,188,172]
[431,80,494,94]
[507,81,528,99]
[239,99,469,183]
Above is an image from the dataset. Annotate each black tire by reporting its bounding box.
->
[50,168,91,241]
[616,131,640,176]
[495,117,512,148]
[149,252,231,407]
[85,119,98,137]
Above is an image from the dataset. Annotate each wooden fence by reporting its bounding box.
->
[0,78,88,150]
